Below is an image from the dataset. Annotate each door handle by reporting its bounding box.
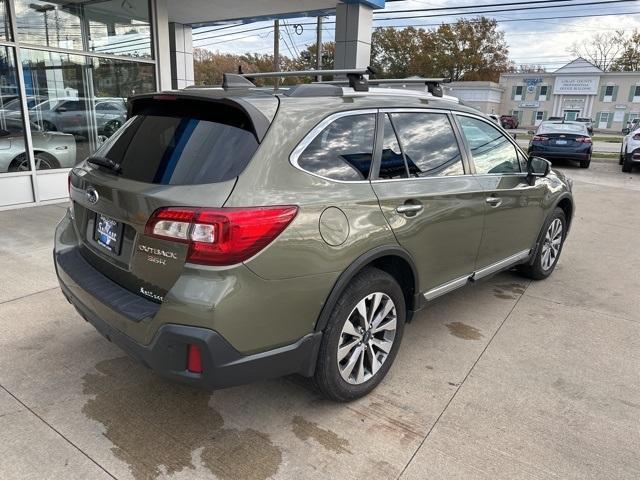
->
[485,196,502,207]
[396,204,423,215]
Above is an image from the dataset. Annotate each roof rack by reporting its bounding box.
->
[241,67,377,92]
[315,77,451,97]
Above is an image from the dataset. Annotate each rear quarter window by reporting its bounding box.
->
[295,113,376,181]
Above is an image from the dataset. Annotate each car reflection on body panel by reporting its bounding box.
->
[0,118,77,172]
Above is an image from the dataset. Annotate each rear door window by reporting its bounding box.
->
[93,102,260,185]
[296,113,376,181]
[388,112,464,177]
[379,114,409,179]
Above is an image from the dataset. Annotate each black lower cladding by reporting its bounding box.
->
[56,248,159,322]
[58,277,322,389]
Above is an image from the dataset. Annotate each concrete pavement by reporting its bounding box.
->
[0,162,639,479]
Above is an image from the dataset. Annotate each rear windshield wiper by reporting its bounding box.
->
[87,156,121,173]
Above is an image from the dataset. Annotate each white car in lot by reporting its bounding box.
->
[620,125,640,173]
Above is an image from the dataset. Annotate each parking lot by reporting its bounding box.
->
[0,158,639,479]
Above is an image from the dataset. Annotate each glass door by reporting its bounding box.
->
[564,110,579,121]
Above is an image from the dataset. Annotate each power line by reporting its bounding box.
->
[373,0,637,21]
[374,0,632,15]
[193,10,638,48]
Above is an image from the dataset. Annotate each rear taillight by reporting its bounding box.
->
[577,136,592,144]
[145,205,298,266]
[532,135,549,142]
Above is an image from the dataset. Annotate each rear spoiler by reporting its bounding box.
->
[126,92,273,142]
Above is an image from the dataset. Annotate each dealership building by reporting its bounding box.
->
[0,0,384,210]
[499,58,640,129]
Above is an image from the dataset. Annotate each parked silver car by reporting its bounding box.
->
[0,118,77,172]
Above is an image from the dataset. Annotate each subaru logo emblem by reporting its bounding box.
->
[86,187,99,205]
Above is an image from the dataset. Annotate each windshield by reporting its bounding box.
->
[538,123,587,135]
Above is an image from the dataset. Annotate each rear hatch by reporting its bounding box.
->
[68,92,278,303]
[538,133,590,149]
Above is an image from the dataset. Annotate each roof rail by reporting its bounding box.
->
[242,67,377,92]
[315,77,451,97]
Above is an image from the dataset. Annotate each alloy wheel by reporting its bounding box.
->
[541,218,563,271]
[337,292,397,385]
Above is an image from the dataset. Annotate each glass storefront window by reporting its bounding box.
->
[0,46,31,173]
[20,49,155,170]
[87,0,152,59]
[14,0,151,59]
[0,0,10,40]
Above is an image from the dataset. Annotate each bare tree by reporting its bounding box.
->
[569,30,626,71]
[611,29,640,72]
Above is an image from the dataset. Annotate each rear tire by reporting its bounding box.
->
[519,208,567,280]
[619,147,625,165]
[622,153,633,173]
[579,155,591,169]
[314,267,406,402]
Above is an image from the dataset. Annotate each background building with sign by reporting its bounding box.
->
[498,58,640,130]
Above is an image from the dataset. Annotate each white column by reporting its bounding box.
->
[334,3,373,70]
[169,22,194,89]
[154,0,172,91]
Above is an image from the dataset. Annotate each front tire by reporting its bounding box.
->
[314,268,406,402]
[622,153,633,173]
[519,208,567,280]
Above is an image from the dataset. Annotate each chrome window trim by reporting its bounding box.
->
[289,109,379,184]
[370,173,471,184]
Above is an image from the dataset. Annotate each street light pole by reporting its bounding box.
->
[316,16,323,82]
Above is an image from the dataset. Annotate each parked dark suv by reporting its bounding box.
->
[55,71,574,401]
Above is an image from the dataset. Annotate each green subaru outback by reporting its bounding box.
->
[54,71,574,401]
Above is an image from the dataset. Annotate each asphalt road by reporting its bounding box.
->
[0,161,639,479]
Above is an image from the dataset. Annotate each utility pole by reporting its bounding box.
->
[316,16,323,82]
[273,20,280,89]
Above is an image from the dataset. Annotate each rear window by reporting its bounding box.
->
[94,100,259,185]
[539,123,587,135]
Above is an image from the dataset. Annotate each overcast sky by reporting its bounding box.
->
[192,0,640,71]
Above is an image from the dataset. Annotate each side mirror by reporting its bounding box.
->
[622,128,630,135]
[527,156,551,184]
[527,130,535,135]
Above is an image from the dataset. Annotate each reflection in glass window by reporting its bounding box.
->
[0,0,10,40]
[297,114,376,181]
[458,116,521,175]
[390,113,464,177]
[14,0,151,58]
[20,49,155,170]
[0,47,31,173]
[379,114,408,179]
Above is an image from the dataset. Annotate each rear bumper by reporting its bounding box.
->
[58,274,322,389]
[627,148,640,163]
[528,148,591,161]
